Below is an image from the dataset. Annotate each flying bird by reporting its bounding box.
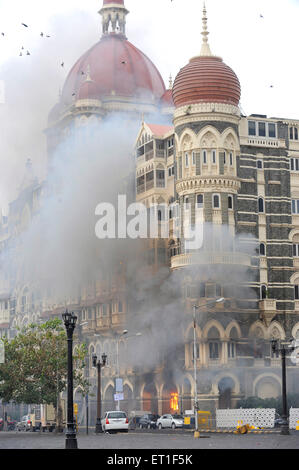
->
[26,51,30,55]
[40,32,44,37]
[21,23,29,28]
[1,32,4,36]
[260,14,264,18]
[61,62,64,67]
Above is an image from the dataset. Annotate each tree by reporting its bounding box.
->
[238,395,299,415]
[0,318,89,429]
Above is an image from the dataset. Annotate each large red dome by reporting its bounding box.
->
[61,34,166,105]
[172,56,241,108]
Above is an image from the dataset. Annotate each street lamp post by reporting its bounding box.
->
[92,352,107,434]
[62,310,78,449]
[193,298,224,439]
[271,338,295,436]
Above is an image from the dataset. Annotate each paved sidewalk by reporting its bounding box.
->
[0,430,298,449]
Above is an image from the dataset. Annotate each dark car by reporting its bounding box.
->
[138,414,160,429]
[274,413,284,427]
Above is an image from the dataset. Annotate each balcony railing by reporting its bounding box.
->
[155,149,165,158]
[171,251,252,269]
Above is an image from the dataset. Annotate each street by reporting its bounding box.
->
[0,429,298,450]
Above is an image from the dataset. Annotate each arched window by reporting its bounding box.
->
[260,243,266,256]
[185,153,189,167]
[260,284,267,300]
[258,198,264,213]
[257,160,263,169]
[199,282,205,298]
[202,150,207,164]
[213,194,220,209]
[208,326,220,359]
[197,194,204,208]
[212,150,217,164]
[228,327,238,359]
[292,233,299,257]
[228,195,233,210]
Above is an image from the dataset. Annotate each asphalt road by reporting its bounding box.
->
[0,429,298,450]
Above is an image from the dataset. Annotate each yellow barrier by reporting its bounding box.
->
[197,411,212,429]
[296,420,299,431]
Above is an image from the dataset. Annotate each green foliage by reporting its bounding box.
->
[238,395,299,414]
[0,319,89,406]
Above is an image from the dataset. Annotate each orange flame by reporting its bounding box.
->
[170,393,179,411]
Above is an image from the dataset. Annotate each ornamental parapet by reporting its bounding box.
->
[176,176,241,195]
[171,251,252,269]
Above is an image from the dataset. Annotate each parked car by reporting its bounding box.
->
[0,418,3,431]
[101,411,129,433]
[16,415,33,432]
[138,414,160,429]
[156,414,184,429]
[129,416,142,430]
[274,412,284,427]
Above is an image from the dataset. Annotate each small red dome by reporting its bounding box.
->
[172,56,241,108]
[61,34,166,105]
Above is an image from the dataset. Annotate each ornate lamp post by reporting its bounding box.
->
[62,310,78,449]
[92,352,107,433]
[271,338,295,436]
[193,298,224,439]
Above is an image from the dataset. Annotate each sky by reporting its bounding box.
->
[0,0,299,204]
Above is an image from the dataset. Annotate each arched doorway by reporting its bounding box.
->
[104,385,115,413]
[122,384,133,415]
[142,383,158,413]
[162,384,179,414]
[218,377,235,409]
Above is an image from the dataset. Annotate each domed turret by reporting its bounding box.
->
[172,3,241,109]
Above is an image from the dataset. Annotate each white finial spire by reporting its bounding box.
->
[169,74,173,89]
[200,2,212,56]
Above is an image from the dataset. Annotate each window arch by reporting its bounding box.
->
[260,243,266,256]
[197,194,204,208]
[258,197,264,213]
[260,284,267,300]
[207,326,221,359]
[228,327,238,359]
[213,194,220,209]
[294,278,299,300]
[292,233,299,257]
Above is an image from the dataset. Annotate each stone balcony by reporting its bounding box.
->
[171,251,252,269]
[259,299,277,311]
[259,299,277,326]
